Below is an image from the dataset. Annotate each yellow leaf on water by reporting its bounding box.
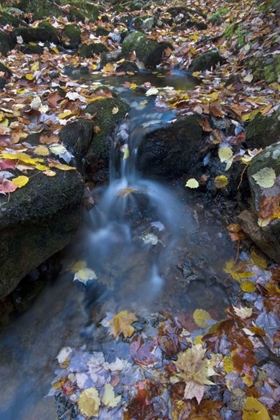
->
[224,259,254,282]
[130,83,137,89]
[242,396,269,420]
[250,251,267,269]
[218,147,233,162]
[193,309,212,328]
[103,311,138,340]
[240,281,256,293]
[12,175,29,188]
[78,388,100,418]
[214,175,229,188]
[73,268,97,284]
[71,260,87,273]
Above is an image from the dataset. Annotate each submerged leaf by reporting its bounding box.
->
[102,310,138,340]
[242,396,269,420]
[193,309,212,328]
[78,388,100,418]
[102,383,121,408]
[73,268,97,284]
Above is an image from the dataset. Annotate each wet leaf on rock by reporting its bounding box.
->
[185,178,199,188]
[252,167,276,189]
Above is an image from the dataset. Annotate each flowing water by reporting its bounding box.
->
[0,72,235,419]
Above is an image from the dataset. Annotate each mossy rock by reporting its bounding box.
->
[16,0,61,20]
[244,54,280,83]
[121,31,173,68]
[245,111,280,149]
[12,26,57,44]
[0,11,27,27]
[85,97,129,159]
[0,170,84,298]
[19,43,43,54]
[0,61,13,77]
[38,21,59,44]
[129,1,147,11]
[0,31,13,56]
[0,77,6,89]
[209,8,229,25]
[80,2,99,22]
[134,15,155,31]
[63,24,81,49]
[188,49,226,73]
[69,6,85,23]
[96,26,110,37]
[79,42,109,58]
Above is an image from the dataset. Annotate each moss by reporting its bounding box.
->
[0,11,25,27]
[16,0,61,20]
[69,6,85,22]
[63,24,81,48]
[85,97,129,158]
[245,112,280,149]
[264,64,276,84]
[224,22,237,38]
[80,42,108,58]
[38,21,59,43]
[209,7,229,24]
[0,31,13,56]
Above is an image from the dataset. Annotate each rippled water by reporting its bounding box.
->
[0,73,235,419]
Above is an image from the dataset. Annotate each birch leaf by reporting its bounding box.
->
[218,147,233,162]
[252,167,276,188]
[185,178,199,188]
[102,384,121,408]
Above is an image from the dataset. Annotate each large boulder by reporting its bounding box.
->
[0,31,14,56]
[188,49,226,73]
[238,142,280,262]
[121,31,173,68]
[0,170,84,298]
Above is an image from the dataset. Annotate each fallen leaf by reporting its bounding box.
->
[193,309,212,328]
[102,383,121,408]
[242,396,269,420]
[252,167,276,188]
[102,310,138,340]
[48,158,76,171]
[78,388,100,418]
[34,145,50,156]
[12,175,29,188]
[214,175,229,188]
[185,178,199,188]
[73,268,97,284]
[218,147,233,162]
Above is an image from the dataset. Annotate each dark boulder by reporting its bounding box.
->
[0,170,84,298]
[245,111,280,149]
[188,49,226,73]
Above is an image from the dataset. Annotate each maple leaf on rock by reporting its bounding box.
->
[101,311,138,340]
[173,344,216,404]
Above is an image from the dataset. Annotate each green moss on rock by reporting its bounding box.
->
[80,42,108,58]
[63,24,81,49]
[0,31,13,56]
[245,111,280,149]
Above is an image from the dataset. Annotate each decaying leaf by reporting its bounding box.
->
[78,387,100,418]
[214,175,229,188]
[242,396,269,420]
[101,310,138,340]
[233,306,253,319]
[224,259,254,282]
[174,344,216,404]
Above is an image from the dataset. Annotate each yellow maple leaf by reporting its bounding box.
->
[103,311,138,340]
[242,396,269,420]
[12,175,29,188]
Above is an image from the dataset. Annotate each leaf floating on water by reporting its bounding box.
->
[73,268,97,284]
[223,259,254,282]
[56,347,72,368]
[193,309,212,328]
[214,175,229,188]
[252,167,276,188]
[174,344,216,404]
[117,187,135,197]
[78,387,100,418]
[101,310,138,340]
[185,178,199,188]
[242,396,269,420]
[233,306,253,319]
[71,260,87,273]
[218,147,233,163]
[102,383,121,408]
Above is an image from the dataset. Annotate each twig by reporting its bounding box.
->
[237,164,248,190]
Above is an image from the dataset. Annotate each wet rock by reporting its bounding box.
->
[79,42,109,58]
[59,119,95,173]
[245,111,280,149]
[100,50,122,67]
[19,43,43,54]
[80,97,130,183]
[0,30,14,56]
[116,60,139,74]
[137,115,203,178]
[121,31,173,68]
[0,170,84,299]
[69,6,85,23]
[96,26,110,37]
[188,49,226,73]
[62,24,81,50]
[238,142,280,262]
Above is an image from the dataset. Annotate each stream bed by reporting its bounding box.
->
[0,72,236,420]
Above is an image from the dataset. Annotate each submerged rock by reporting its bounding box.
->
[238,142,280,262]
[0,170,84,298]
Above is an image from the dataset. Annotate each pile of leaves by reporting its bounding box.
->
[50,246,280,419]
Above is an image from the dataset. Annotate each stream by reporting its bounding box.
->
[0,71,236,419]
